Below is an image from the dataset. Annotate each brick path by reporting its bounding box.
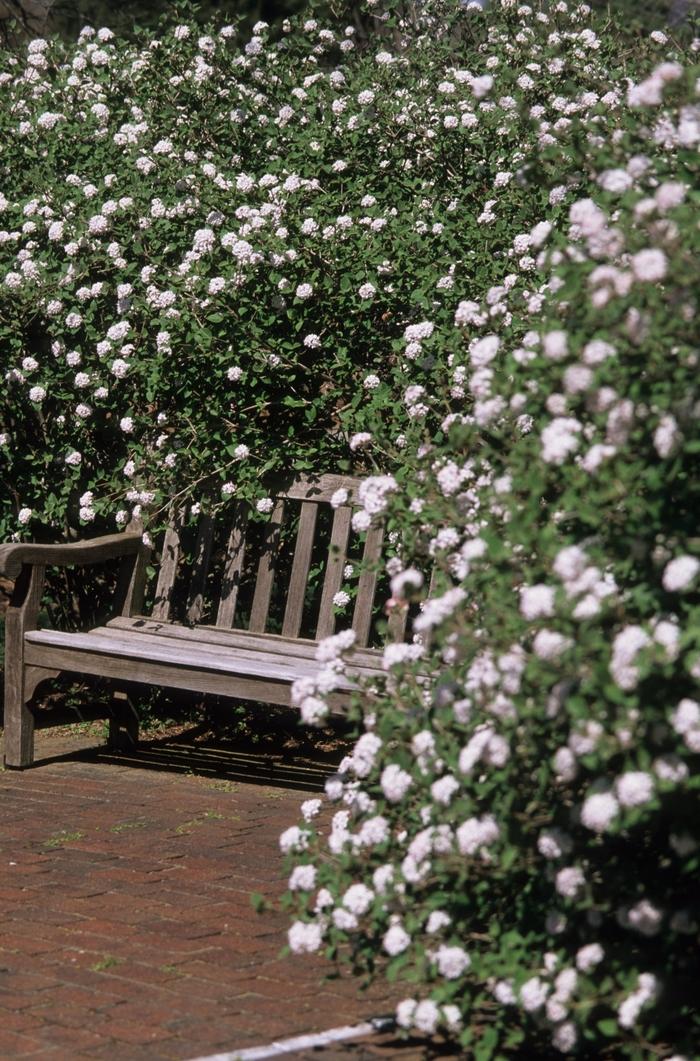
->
[0,727,440,1061]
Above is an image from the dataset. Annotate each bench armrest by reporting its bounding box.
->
[0,532,143,580]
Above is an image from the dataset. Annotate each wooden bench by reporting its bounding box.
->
[1,474,407,769]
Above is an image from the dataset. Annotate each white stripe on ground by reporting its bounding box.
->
[188,1016,395,1061]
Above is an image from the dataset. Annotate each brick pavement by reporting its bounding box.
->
[0,727,445,1061]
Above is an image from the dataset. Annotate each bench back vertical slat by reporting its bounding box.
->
[248,499,285,633]
[352,523,385,647]
[185,514,215,624]
[422,565,440,650]
[215,502,249,628]
[387,602,410,643]
[151,509,185,621]
[315,506,352,640]
[281,501,319,639]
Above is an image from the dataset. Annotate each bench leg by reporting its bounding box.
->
[3,672,35,769]
[108,689,139,751]
[3,565,45,769]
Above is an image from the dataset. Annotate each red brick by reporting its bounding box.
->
[63,917,140,938]
[0,1011,46,1034]
[0,970,58,994]
[0,934,63,957]
[0,729,411,1060]
[99,1019,175,1045]
[33,1024,108,1052]
[0,1027,50,1055]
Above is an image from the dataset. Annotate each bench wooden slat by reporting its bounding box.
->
[352,523,385,648]
[387,602,410,643]
[274,474,360,504]
[422,566,440,650]
[315,506,352,640]
[25,628,359,687]
[87,628,338,678]
[91,625,382,681]
[248,499,285,633]
[282,502,318,639]
[185,514,215,625]
[151,508,185,621]
[106,615,382,670]
[387,564,434,643]
[215,502,249,628]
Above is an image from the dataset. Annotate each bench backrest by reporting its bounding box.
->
[147,474,405,648]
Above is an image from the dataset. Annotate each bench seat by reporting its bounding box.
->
[24,619,383,708]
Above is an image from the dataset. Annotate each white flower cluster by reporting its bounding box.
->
[290,629,357,726]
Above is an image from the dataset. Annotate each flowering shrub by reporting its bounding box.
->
[2,1,699,1052]
[0,0,686,544]
[279,24,700,1061]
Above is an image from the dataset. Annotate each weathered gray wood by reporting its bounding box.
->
[316,506,352,640]
[0,0,53,39]
[185,514,215,624]
[670,0,690,26]
[91,624,383,683]
[106,616,383,671]
[22,628,362,712]
[422,566,440,650]
[25,640,297,706]
[151,509,185,621]
[3,564,44,768]
[94,626,319,670]
[387,601,410,643]
[215,502,249,628]
[108,688,139,751]
[25,628,355,685]
[24,664,60,703]
[387,563,433,644]
[248,499,285,633]
[352,524,385,648]
[0,533,142,580]
[273,474,360,504]
[282,502,318,639]
[115,539,151,618]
